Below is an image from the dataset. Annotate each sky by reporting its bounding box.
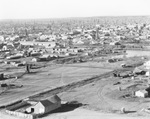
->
[0,0,150,20]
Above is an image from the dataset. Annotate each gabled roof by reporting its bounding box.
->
[136,90,148,94]
[38,95,61,107]
[48,95,61,103]
[39,100,53,107]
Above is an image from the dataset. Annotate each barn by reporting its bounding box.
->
[26,95,61,114]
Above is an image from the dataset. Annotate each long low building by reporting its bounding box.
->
[20,41,56,48]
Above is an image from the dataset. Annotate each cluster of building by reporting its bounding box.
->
[0,22,150,64]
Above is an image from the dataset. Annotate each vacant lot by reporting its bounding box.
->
[0,61,113,107]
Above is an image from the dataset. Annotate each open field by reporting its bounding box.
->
[0,60,116,107]
[0,55,149,119]
[56,76,150,117]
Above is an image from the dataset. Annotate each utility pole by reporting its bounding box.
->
[95,25,101,42]
[26,64,30,73]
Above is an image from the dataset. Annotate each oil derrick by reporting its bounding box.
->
[32,25,35,34]
[32,21,36,33]
[25,29,28,37]
[12,27,16,35]
[47,24,52,30]
[95,25,100,41]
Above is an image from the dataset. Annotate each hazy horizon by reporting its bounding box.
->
[0,0,150,20]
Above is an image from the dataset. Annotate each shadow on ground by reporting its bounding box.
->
[124,110,136,114]
[25,70,47,75]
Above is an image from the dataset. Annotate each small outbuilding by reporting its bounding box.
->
[145,71,150,77]
[26,95,61,114]
[135,90,148,98]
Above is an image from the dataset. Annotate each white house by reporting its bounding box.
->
[26,95,61,114]
[0,36,4,41]
[39,35,48,40]
[146,71,150,77]
[135,90,148,98]
[61,35,68,40]
[144,60,150,69]
[68,48,78,53]
[76,40,84,44]
[9,35,20,41]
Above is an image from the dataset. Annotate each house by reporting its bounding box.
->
[25,95,61,115]
[39,35,49,41]
[9,35,20,42]
[0,36,4,41]
[135,90,148,98]
[68,48,78,53]
[36,42,56,49]
[146,71,150,77]
[144,60,150,69]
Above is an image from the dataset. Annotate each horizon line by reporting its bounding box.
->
[0,15,150,21]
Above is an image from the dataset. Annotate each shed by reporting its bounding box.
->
[26,95,61,114]
[135,90,148,98]
[146,71,150,77]
[144,60,150,69]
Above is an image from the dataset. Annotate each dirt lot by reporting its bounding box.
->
[0,56,149,119]
[0,60,114,107]
[55,74,150,116]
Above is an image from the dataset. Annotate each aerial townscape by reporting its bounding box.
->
[1,16,150,119]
